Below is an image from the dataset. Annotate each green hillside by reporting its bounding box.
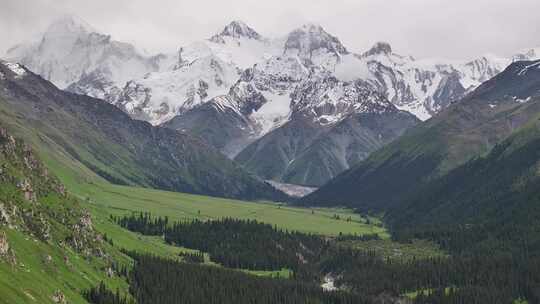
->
[0,127,129,304]
[391,113,540,254]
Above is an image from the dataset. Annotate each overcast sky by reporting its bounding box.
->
[2,0,539,60]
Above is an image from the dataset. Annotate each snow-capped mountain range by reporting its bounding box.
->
[5,15,540,185]
[8,16,538,126]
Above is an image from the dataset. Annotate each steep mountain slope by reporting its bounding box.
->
[302,59,540,208]
[389,114,540,234]
[0,126,128,303]
[0,60,285,201]
[163,95,262,157]
[383,110,540,257]
[281,110,419,186]
[235,75,419,186]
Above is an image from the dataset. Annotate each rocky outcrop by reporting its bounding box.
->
[51,290,67,304]
[19,179,36,202]
[0,231,9,256]
[0,231,16,265]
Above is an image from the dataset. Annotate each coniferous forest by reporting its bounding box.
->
[113,214,326,271]
[100,212,540,303]
[128,254,367,304]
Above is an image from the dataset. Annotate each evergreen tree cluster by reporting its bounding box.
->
[115,214,327,271]
[84,281,134,304]
[319,247,540,304]
[112,213,168,236]
[178,251,205,263]
[127,254,368,304]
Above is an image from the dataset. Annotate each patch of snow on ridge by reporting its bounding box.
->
[118,54,239,125]
[333,54,370,81]
[5,62,26,78]
[266,181,316,198]
[395,100,431,121]
[518,61,540,76]
[252,92,292,134]
[514,96,532,104]
[212,95,244,117]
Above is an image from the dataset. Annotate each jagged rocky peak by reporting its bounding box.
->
[362,41,393,57]
[284,23,348,57]
[290,73,396,125]
[209,20,262,43]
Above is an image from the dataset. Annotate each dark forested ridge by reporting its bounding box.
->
[388,119,540,256]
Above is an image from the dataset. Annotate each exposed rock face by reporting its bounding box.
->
[70,211,96,252]
[0,231,9,256]
[284,23,348,68]
[106,266,114,278]
[51,290,67,304]
[19,179,36,202]
[0,203,11,226]
[210,20,262,43]
[0,231,16,265]
[361,41,393,57]
[79,211,93,231]
[235,76,419,186]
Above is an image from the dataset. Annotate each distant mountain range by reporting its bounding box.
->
[6,15,540,186]
[301,59,540,209]
[0,59,286,201]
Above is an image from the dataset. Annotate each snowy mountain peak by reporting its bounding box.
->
[284,23,348,59]
[513,47,540,62]
[44,14,97,37]
[299,23,324,32]
[362,42,393,57]
[210,20,262,43]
